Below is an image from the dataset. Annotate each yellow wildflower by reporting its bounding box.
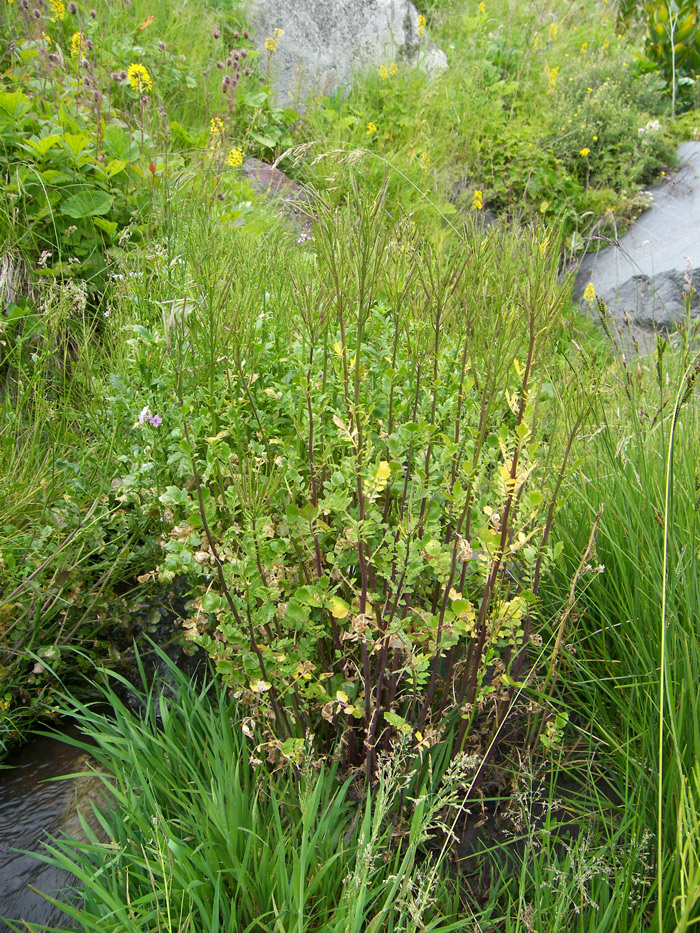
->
[602,39,610,52]
[389,61,398,76]
[419,151,431,170]
[417,13,426,36]
[533,35,542,50]
[265,27,283,52]
[580,147,590,157]
[210,117,225,136]
[227,147,244,167]
[48,0,65,20]
[380,64,388,80]
[478,1,485,13]
[471,189,483,211]
[548,22,558,41]
[367,121,377,135]
[546,64,559,91]
[580,41,588,53]
[70,31,85,59]
[583,282,595,302]
[127,63,152,92]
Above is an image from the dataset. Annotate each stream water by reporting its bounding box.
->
[0,728,104,931]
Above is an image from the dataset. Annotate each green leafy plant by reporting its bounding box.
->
[139,184,591,778]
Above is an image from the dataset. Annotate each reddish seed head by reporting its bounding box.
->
[213,28,220,39]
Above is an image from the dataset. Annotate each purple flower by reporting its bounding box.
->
[297,231,313,244]
[137,405,162,427]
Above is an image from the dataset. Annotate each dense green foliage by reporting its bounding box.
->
[1,0,700,928]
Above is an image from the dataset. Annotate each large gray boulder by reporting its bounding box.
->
[247,0,448,110]
[575,141,700,347]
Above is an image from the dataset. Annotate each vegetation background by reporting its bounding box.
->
[1,0,700,928]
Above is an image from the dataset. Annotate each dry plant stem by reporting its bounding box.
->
[528,508,603,751]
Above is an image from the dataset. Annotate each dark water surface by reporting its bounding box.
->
[0,728,99,931]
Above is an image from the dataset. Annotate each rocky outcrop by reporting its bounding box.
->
[247,0,448,110]
[575,141,700,347]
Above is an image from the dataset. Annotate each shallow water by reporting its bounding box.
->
[0,728,98,932]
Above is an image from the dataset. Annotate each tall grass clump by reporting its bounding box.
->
[546,322,700,929]
[18,650,467,933]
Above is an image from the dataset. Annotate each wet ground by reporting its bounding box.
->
[0,726,103,931]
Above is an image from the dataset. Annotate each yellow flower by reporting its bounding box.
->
[70,31,85,59]
[580,147,590,157]
[533,35,542,50]
[546,64,559,91]
[548,22,558,41]
[127,63,152,92]
[227,146,244,167]
[419,151,431,170]
[48,0,65,20]
[417,13,426,36]
[210,117,225,136]
[478,1,485,13]
[583,282,595,302]
[265,27,283,52]
[389,61,398,76]
[580,41,588,53]
[602,39,610,52]
[593,135,598,141]
[379,64,388,80]
[471,189,483,211]
[367,121,377,135]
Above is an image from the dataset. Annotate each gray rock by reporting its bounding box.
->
[241,157,314,232]
[247,0,448,110]
[575,141,700,346]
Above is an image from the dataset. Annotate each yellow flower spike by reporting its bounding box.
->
[367,120,377,135]
[546,64,559,91]
[127,63,152,92]
[417,13,426,36]
[478,1,485,13]
[389,61,398,76]
[583,282,596,302]
[227,146,244,167]
[48,0,65,20]
[548,22,558,41]
[379,63,388,80]
[265,27,283,52]
[471,189,483,211]
[419,151,431,170]
[580,147,591,157]
[70,31,85,59]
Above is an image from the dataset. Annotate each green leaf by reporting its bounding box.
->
[62,189,114,219]
[20,134,63,158]
[384,711,412,735]
[0,89,31,121]
[61,132,92,158]
[93,216,118,237]
[105,158,127,178]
